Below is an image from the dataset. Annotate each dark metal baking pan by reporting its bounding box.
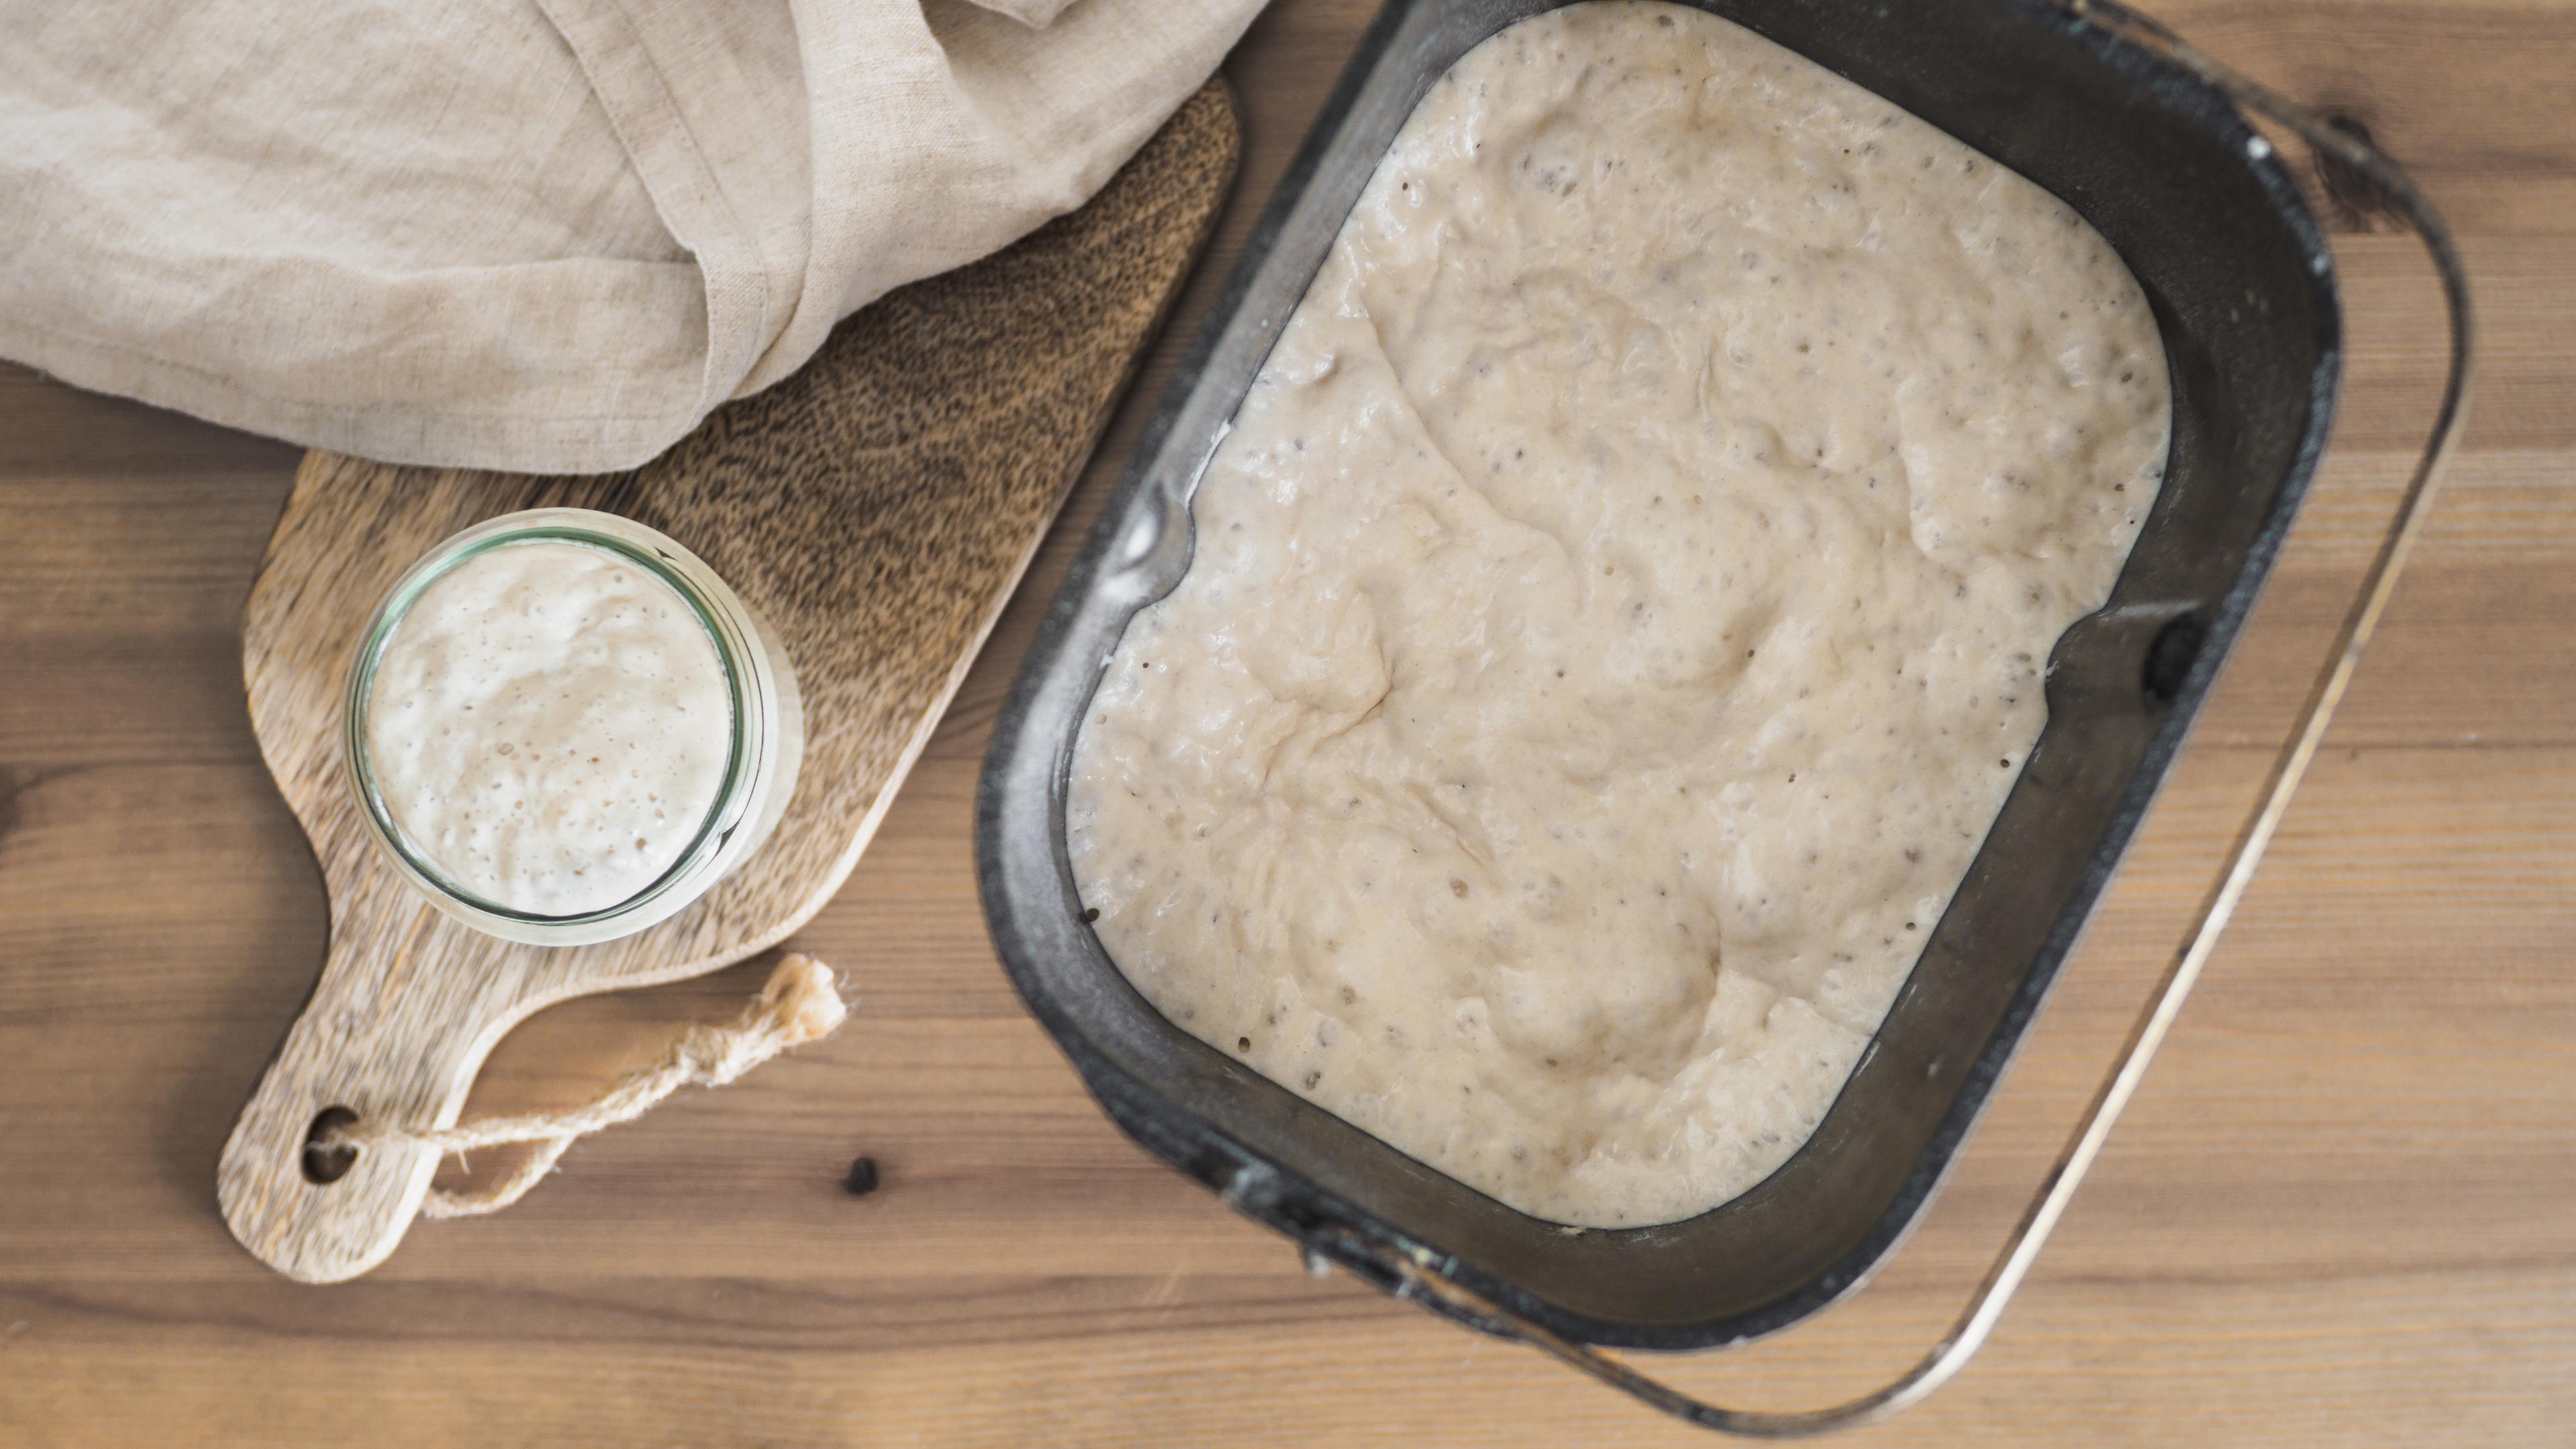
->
[977,0,2469,1428]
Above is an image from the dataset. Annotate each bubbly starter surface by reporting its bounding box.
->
[1067,1,2171,1227]
[366,541,733,917]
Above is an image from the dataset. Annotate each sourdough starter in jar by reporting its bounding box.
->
[364,541,733,918]
[1067,1,2174,1226]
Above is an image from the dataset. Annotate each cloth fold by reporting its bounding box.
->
[0,0,1261,472]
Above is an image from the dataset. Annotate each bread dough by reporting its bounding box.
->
[1067,0,2170,1226]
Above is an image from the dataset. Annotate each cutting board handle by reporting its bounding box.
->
[218,908,531,1284]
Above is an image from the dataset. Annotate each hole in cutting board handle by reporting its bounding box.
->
[302,1106,360,1185]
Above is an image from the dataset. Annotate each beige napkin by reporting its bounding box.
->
[0,0,1263,472]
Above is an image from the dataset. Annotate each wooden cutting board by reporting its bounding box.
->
[215,82,1239,1284]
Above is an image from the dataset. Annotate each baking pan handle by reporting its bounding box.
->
[1319,3,2478,1436]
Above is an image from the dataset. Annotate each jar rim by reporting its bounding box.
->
[343,512,757,928]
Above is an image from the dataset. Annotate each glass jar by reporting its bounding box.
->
[343,508,802,945]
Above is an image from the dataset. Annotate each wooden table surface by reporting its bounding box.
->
[4,2,2571,1444]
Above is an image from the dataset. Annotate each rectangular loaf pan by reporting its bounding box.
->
[979,0,2339,1353]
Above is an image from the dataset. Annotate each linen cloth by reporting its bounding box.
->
[0,0,1263,472]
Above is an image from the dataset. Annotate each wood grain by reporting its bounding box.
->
[1,3,2572,1445]
[214,84,1239,1283]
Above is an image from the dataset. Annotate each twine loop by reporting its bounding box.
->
[325,953,847,1219]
